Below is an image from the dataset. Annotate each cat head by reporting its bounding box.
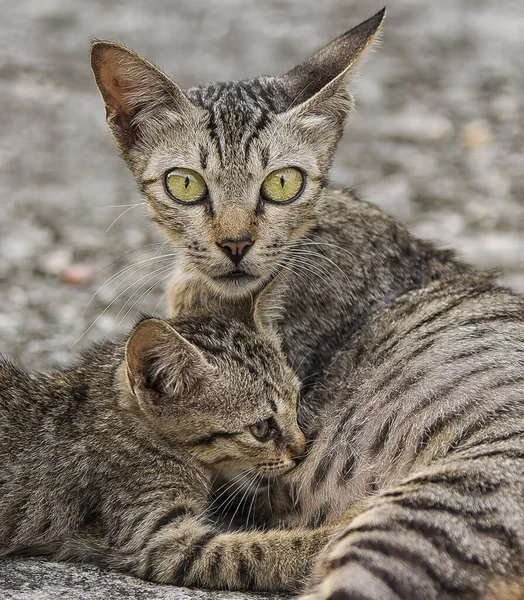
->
[120,306,304,478]
[91,10,385,298]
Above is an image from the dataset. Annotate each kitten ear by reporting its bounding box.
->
[90,41,196,152]
[280,8,385,122]
[125,318,211,406]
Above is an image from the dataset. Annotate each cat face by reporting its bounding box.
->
[91,10,384,298]
[123,315,304,478]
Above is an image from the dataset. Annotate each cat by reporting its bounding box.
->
[0,304,335,592]
[90,8,524,600]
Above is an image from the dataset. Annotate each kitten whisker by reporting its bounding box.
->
[207,468,256,512]
[227,473,259,532]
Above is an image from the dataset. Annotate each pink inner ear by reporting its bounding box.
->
[97,52,135,117]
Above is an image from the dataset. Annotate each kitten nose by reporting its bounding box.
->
[218,236,253,266]
[288,430,307,458]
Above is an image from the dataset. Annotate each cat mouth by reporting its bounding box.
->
[215,270,259,282]
[257,461,297,477]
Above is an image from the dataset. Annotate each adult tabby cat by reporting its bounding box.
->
[91,9,524,600]
[0,306,333,592]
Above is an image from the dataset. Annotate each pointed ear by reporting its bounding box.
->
[125,318,211,406]
[90,41,197,152]
[280,8,385,122]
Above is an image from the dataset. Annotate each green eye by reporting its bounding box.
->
[164,168,207,204]
[249,420,272,441]
[261,168,304,204]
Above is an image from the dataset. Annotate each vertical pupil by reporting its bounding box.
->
[280,175,285,188]
[184,176,190,189]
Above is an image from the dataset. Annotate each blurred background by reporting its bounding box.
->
[1,0,524,369]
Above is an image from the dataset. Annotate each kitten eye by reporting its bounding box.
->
[164,168,207,204]
[249,420,273,441]
[261,168,305,204]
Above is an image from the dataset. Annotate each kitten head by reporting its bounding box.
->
[120,308,303,478]
[91,10,385,298]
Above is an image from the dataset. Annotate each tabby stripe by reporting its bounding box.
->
[443,344,496,363]
[260,145,270,170]
[340,454,356,482]
[207,110,223,161]
[414,374,524,455]
[459,429,524,451]
[452,405,524,449]
[199,145,208,170]
[370,288,488,363]
[171,531,217,585]
[237,552,256,588]
[206,543,223,577]
[350,536,462,593]
[332,522,402,545]
[404,470,499,492]
[188,431,238,447]
[327,590,371,600]
[335,403,358,437]
[371,364,497,456]
[458,312,524,327]
[148,506,193,539]
[245,112,271,158]
[390,494,488,519]
[472,519,521,552]
[463,447,524,461]
[394,515,484,566]
[311,452,333,491]
[329,548,410,599]
[410,288,491,329]
[251,543,264,563]
[142,539,172,581]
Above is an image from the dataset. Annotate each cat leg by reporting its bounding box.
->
[125,514,334,592]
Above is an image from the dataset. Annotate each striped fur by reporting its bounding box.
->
[91,8,524,599]
[0,312,335,592]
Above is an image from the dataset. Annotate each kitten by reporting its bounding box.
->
[90,9,524,600]
[0,307,332,592]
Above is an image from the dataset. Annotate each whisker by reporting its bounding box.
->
[114,264,176,322]
[118,267,174,324]
[82,252,178,317]
[98,203,145,208]
[227,473,258,532]
[104,204,144,235]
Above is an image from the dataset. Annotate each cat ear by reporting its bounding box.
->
[125,318,211,406]
[90,41,197,152]
[279,8,385,122]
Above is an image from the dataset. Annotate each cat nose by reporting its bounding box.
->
[288,430,306,458]
[217,236,254,266]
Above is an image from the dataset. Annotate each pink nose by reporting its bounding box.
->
[217,237,254,266]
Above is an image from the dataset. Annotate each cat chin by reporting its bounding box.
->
[206,273,269,299]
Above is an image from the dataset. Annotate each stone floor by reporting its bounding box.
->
[1,0,524,597]
[0,558,270,600]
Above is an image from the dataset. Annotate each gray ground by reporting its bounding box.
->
[1,0,524,597]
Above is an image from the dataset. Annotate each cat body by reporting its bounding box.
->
[0,312,331,592]
[90,10,524,599]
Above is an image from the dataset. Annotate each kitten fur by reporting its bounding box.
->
[91,8,524,600]
[0,310,334,592]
